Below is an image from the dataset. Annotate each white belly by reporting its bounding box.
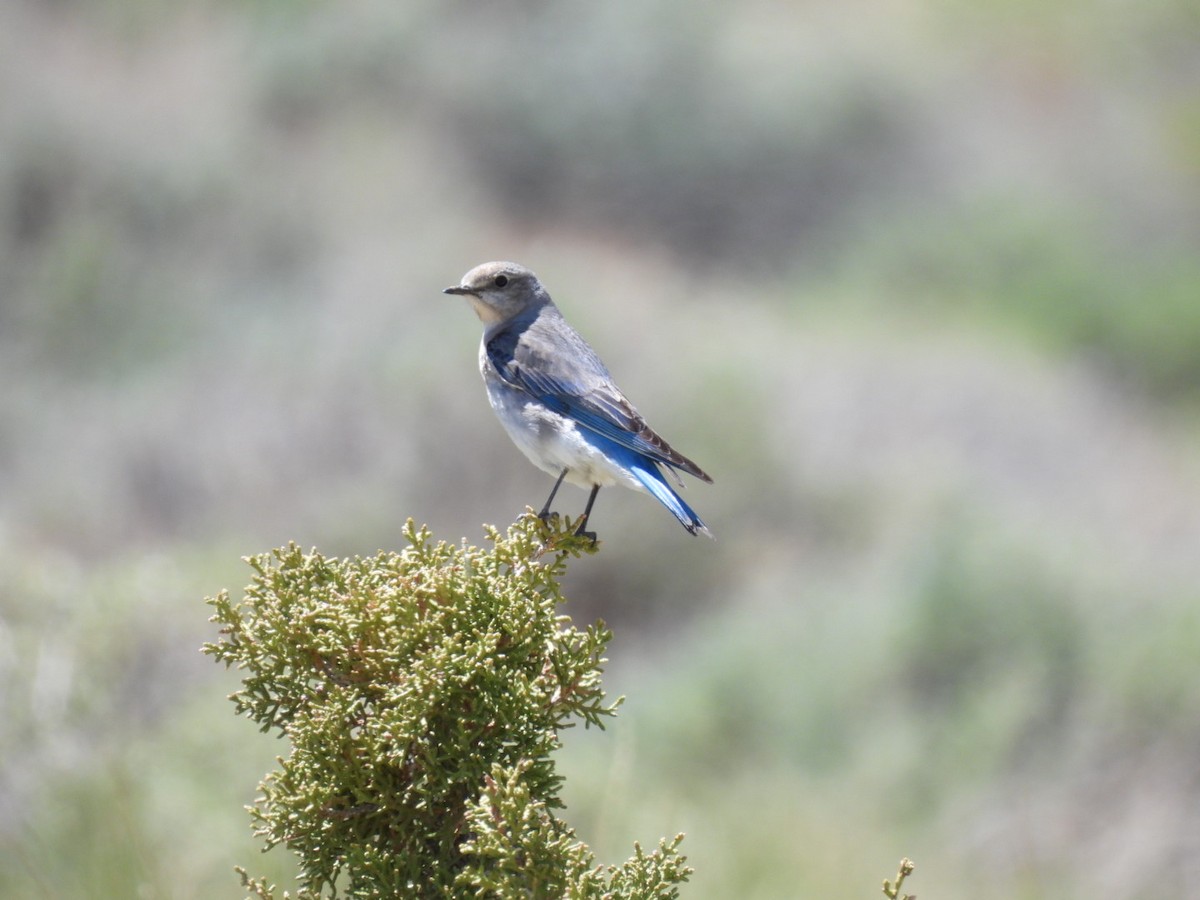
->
[482,365,643,492]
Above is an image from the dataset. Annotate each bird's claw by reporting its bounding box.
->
[572,525,598,544]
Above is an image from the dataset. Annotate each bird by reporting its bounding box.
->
[444,261,713,539]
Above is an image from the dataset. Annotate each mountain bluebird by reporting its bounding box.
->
[444,261,713,538]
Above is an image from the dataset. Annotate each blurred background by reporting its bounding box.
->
[3,0,1199,896]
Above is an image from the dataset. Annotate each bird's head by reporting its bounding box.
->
[444,261,546,325]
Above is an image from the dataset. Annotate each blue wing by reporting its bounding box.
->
[486,309,712,483]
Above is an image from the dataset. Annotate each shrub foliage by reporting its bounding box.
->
[204,513,690,898]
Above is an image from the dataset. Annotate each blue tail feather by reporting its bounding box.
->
[576,432,712,537]
[627,459,712,538]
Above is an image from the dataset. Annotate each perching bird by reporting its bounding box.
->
[444,261,713,539]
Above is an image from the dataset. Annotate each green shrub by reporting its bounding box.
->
[204,513,690,899]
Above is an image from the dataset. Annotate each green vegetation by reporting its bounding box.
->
[882,858,916,900]
[204,516,689,898]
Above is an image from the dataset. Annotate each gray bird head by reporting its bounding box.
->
[443,261,547,326]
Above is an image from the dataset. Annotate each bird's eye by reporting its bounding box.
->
[494,275,509,287]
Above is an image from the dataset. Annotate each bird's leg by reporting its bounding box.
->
[538,469,569,522]
[573,484,601,541]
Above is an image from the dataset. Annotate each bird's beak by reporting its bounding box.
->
[443,285,473,296]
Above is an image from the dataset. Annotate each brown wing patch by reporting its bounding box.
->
[634,419,713,483]
[605,391,712,483]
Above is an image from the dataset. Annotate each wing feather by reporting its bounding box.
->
[486,310,712,483]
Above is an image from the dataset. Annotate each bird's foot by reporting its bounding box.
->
[571,522,598,544]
